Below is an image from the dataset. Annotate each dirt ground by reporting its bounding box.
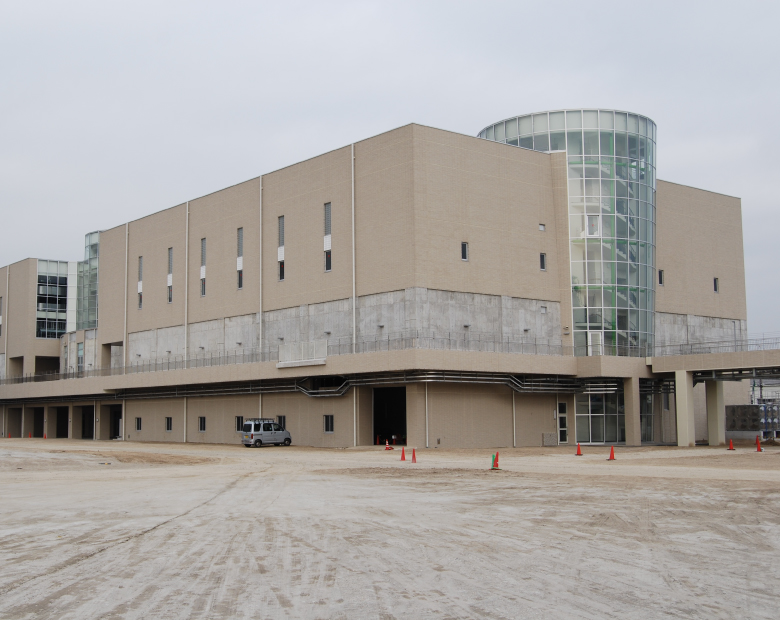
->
[0,439,778,619]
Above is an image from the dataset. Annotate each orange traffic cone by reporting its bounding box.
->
[576,443,582,456]
[385,440,394,451]
[607,446,615,461]
[401,447,406,461]
[44,433,47,439]
[491,451,500,470]
[28,432,31,438]
[728,439,735,451]
[412,448,416,463]
[756,436,763,452]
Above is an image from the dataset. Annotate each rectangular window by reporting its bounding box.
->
[277,415,286,430]
[278,216,284,247]
[539,224,546,231]
[461,242,469,261]
[658,269,664,286]
[236,227,244,289]
[324,203,331,236]
[325,250,331,272]
[201,238,206,267]
[167,247,173,302]
[198,416,206,432]
[237,270,243,289]
[663,392,670,411]
[324,414,334,433]
[540,253,547,270]
[77,342,84,372]
[279,260,284,281]
[237,227,243,258]
[135,417,142,432]
[587,215,600,236]
[540,306,547,314]
[167,286,172,303]
[200,278,206,296]
[138,256,143,282]
[168,247,173,275]
[235,416,244,432]
[138,292,143,309]
[714,277,719,293]
[165,417,172,432]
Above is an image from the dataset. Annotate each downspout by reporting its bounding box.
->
[351,144,356,354]
[184,202,189,365]
[123,223,128,370]
[259,180,263,417]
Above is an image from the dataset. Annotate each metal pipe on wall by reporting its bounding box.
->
[351,144,356,355]
[258,181,263,418]
[123,223,128,368]
[184,202,190,364]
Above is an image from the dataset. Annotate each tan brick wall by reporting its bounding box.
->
[656,181,747,320]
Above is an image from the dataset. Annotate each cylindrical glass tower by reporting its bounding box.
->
[479,110,657,357]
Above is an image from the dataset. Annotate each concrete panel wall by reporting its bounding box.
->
[185,395,257,445]
[126,399,185,442]
[426,383,515,449]
[261,391,354,448]
[656,312,747,346]
[96,224,128,347]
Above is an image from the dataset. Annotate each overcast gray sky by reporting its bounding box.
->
[1,1,778,333]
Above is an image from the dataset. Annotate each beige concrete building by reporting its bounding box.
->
[0,113,764,448]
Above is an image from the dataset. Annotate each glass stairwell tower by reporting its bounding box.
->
[479,109,657,357]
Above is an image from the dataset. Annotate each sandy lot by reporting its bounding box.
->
[0,439,778,619]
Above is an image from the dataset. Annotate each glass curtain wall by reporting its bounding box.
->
[36,260,69,338]
[77,231,99,330]
[478,109,657,358]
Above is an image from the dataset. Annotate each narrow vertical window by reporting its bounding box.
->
[137,256,143,308]
[278,216,285,281]
[135,417,142,431]
[461,242,469,261]
[165,417,172,432]
[167,247,173,303]
[198,416,206,432]
[200,238,206,296]
[658,269,664,286]
[540,253,547,270]
[324,415,334,433]
[324,203,331,272]
[235,416,244,432]
[714,277,719,293]
[237,227,244,289]
[277,415,286,429]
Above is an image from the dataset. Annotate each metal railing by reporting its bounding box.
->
[653,335,780,357]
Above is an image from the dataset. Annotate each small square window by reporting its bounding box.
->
[198,416,206,432]
[324,415,334,433]
[539,224,546,231]
[237,269,243,289]
[135,417,142,431]
[540,253,547,270]
[540,306,547,314]
[279,260,285,281]
[325,250,331,272]
[658,270,664,286]
[165,417,172,432]
[558,402,567,414]
[714,277,719,293]
[235,416,244,432]
[461,242,469,261]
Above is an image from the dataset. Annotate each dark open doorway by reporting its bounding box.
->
[33,408,44,437]
[373,387,406,445]
[55,407,69,438]
[81,406,94,439]
[109,405,122,439]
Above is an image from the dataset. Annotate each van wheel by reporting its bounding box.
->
[283,438,291,446]
[254,439,262,448]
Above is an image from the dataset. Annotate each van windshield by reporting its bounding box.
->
[242,423,252,433]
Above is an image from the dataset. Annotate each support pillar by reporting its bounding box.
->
[623,377,641,446]
[68,404,73,439]
[675,370,696,447]
[705,380,726,446]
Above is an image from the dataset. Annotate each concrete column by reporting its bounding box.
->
[623,377,641,446]
[706,380,726,446]
[21,404,25,438]
[675,370,696,447]
[68,404,73,439]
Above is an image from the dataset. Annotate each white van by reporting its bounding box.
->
[242,418,292,447]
